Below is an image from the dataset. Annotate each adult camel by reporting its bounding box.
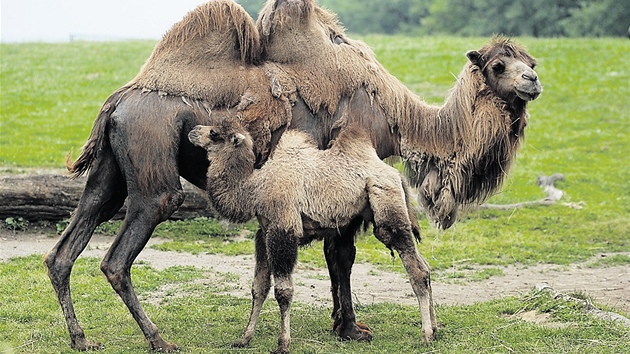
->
[44,0,542,351]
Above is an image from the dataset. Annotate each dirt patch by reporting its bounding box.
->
[1,229,628,314]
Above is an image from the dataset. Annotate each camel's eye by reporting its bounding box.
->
[209,130,220,141]
[492,62,505,74]
[331,34,345,45]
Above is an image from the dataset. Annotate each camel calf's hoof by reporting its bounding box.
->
[232,339,250,348]
[149,339,180,352]
[71,337,104,351]
[422,327,437,344]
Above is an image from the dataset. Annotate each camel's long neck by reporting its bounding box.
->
[400,64,528,228]
[205,150,256,223]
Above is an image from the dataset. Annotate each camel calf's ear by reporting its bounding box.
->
[232,133,246,147]
[466,50,482,67]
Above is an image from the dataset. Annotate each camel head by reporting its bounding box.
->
[466,37,542,104]
[188,118,254,159]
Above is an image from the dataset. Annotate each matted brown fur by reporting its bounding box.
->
[403,37,539,228]
[69,1,293,191]
[131,0,260,101]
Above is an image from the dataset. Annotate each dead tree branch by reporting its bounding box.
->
[481,173,583,210]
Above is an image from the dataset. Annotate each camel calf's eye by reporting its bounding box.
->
[210,130,220,141]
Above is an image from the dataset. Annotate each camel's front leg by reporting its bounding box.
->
[234,229,272,348]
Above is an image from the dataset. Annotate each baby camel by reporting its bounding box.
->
[188,117,434,353]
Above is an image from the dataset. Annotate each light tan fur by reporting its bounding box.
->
[188,118,434,352]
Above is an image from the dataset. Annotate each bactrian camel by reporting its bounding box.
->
[188,117,429,353]
[44,0,542,351]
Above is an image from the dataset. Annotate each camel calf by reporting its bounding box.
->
[188,118,436,353]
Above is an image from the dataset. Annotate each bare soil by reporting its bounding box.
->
[1,229,628,315]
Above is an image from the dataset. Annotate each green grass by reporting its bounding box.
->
[0,41,156,166]
[1,255,628,353]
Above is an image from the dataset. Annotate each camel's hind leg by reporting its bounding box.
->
[233,228,272,348]
[44,152,127,351]
[367,179,437,344]
[100,186,184,352]
[386,232,437,343]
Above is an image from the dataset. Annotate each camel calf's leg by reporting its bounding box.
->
[374,224,437,344]
[368,179,437,344]
[234,229,272,348]
[267,226,299,354]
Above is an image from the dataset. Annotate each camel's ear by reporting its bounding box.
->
[466,50,482,67]
[232,133,246,147]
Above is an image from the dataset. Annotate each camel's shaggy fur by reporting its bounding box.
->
[257,1,542,227]
[403,37,541,228]
[188,117,432,352]
[46,0,541,351]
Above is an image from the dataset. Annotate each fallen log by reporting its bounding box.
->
[0,174,214,222]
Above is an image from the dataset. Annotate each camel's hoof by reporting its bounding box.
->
[356,321,370,331]
[335,322,373,342]
[71,337,104,351]
[270,349,289,354]
[232,339,249,348]
[149,339,180,352]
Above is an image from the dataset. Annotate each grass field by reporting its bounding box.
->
[1,37,629,352]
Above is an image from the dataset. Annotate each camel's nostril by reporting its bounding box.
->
[522,73,538,82]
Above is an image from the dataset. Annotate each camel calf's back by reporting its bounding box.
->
[255,126,413,232]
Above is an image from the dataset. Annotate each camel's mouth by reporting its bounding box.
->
[516,87,542,101]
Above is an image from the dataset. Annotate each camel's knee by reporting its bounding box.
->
[373,222,415,251]
[100,259,127,290]
[274,282,294,308]
[156,190,185,221]
[43,251,73,286]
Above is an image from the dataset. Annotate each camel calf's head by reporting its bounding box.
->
[188,119,254,160]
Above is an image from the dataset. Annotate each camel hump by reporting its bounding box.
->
[157,0,260,64]
[131,0,260,101]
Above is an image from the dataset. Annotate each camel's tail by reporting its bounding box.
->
[66,89,125,179]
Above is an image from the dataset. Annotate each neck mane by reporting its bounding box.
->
[399,63,528,228]
[206,146,257,223]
